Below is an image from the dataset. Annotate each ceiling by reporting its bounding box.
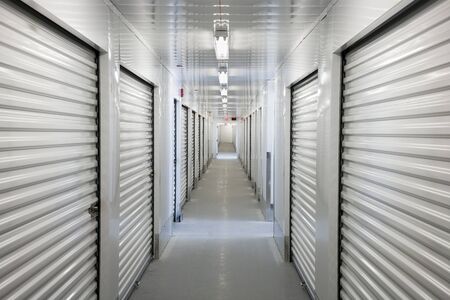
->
[111,0,331,117]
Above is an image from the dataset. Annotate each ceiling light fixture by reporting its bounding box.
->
[220,87,227,97]
[222,96,228,103]
[218,63,228,85]
[222,103,227,108]
[218,71,228,85]
[213,20,229,60]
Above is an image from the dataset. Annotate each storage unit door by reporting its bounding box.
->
[172,100,177,219]
[202,117,206,170]
[252,112,257,182]
[245,119,248,170]
[180,106,188,207]
[339,2,450,299]
[199,116,203,174]
[290,72,319,295]
[248,116,252,177]
[119,68,154,299]
[196,115,201,180]
[0,1,99,299]
[189,111,195,192]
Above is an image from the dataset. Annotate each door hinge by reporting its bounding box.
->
[88,205,99,219]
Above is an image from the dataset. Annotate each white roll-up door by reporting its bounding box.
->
[340,2,450,299]
[0,1,99,299]
[206,118,210,164]
[245,119,248,170]
[195,114,200,181]
[189,111,194,193]
[252,112,257,182]
[119,68,153,299]
[249,115,252,178]
[199,116,203,175]
[180,106,188,207]
[172,100,177,220]
[290,72,319,296]
[202,117,206,171]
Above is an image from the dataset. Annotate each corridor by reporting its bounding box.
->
[132,158,308,300]
[1,0,449,299]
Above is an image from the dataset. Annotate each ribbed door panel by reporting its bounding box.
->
[189,111,194,192]
[203,117,207,169]
[180,106,188,207]
[290,72,319,295]
[119,69,153,299]
[340,2,450,299]
[199,117,203,175]
[202,117,205,171]
[0,1,98,299]
[195,114,200,181]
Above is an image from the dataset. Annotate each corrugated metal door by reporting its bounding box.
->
[206,118,209,165]
[248,115,252,178]
[118,68,153,299]
[199,116,203,175]
[339,2,450,299]
[243,120,247,168]
[0,1,99,298]
[202,117,206,171]
[194,112,199,184]
[290,72,319,296]
[172,100,177,220]
[180,106,188,207]
[196,114,201,181]
[252,112,257,182]
[189,111,194,193]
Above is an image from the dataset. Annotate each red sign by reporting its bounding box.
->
[180,88,184,98]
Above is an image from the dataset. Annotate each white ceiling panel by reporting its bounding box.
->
[111,0,332,117]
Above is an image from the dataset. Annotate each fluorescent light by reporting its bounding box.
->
[222,96,228,103]
[215,37,229,60]
[220,88,227,97]
[218,70,228,85]
[214,21,229,60]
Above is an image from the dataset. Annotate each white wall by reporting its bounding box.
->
[232,125,237,148]
[219,124,233,143]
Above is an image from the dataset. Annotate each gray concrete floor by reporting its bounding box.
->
[218,142,236,153]
[131,158,308,300]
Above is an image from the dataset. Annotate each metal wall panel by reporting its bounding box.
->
[180,106,188,207]
[0,1,99,298]
[290,72,319,296]
[118,68,154,299]
[339,2,450,299]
